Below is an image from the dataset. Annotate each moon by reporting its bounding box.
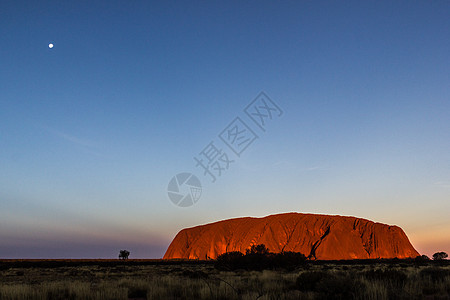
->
[48,43,54,49]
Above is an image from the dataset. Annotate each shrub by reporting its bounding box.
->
[361,269,407,285]
[214,246,306,271]
[316,273,363,299]
[296,271,363,299]
[295,271,327,291]
[181,269,209,279]
[215,251,244,271]
[128,286,147,298]
[272,251,307,270]
[419,267,450,282]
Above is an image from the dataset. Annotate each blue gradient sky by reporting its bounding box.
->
[1,1,449,258]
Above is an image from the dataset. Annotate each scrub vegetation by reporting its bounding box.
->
[0,258,449,299]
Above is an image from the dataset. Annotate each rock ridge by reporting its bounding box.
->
[163,213,420,260]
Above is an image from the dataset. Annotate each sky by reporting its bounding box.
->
[1,1,449,259]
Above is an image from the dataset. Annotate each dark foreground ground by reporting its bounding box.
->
[0,259,449,299]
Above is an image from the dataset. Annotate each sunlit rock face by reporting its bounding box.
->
[163,213,420,260]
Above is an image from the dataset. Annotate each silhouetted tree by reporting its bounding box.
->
[415,254,430,262]
[432,252,448,260]
[119,250,130,260]
[246,244,270,255]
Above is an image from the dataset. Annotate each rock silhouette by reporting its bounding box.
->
[164,213,420,260]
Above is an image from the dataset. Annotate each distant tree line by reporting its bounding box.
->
[215,244,306,271]
[214,246,448,271]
